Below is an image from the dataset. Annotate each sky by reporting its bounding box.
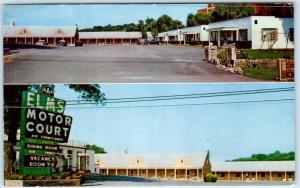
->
[52,83,295,162]
[3,4,206,28]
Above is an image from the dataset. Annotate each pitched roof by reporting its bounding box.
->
[3,26,77,37]
[181,25,208,34]
[95,153,208,169]
[79,32,142,39]
[211,161,295,172]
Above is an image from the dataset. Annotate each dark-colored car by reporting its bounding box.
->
[147,39,160,45]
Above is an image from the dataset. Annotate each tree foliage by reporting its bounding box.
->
[232,151,295,161]
[211,4,255,22]
[86,144,107,154]
[79,14,184,37]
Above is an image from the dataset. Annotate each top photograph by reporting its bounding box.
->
[3,3,294,84]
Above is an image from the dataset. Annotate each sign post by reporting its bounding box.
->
[19,87,72,175]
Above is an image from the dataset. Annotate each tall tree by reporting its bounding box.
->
[211,4,255,22]
[157,15,173,32]
[4,84,106,174]
[186,13,197,27]
[195,13,211,25]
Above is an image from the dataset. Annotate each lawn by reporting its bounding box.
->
[238,49,294,60]
[242,67,279,80]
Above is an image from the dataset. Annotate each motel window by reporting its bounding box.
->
[278,173,282,177]
[289,28,294,42]
[236,173,240,178]
[261,172,265,177]
[254,20,258,24]
[252,172,255,176]
[239,29,248,41]
[261,28,278,42]
[221,172,225,177]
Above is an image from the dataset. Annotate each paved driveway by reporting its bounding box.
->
[81,174,293,186]
[4,45,259,83]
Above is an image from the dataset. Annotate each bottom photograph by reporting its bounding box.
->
[3,83,295,186]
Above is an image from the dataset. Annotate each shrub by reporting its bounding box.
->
[204,172,218,182]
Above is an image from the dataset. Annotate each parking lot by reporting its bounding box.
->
[4,45,258,83]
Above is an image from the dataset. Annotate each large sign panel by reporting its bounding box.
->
[19,89,72,175]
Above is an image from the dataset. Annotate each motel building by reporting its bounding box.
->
[78,31,142,45]
[207,16,294,49]
[157,25,209,45]
[211,161,295,182]
[94,152,211,181]
[3,22,78,46]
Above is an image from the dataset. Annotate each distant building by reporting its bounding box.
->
[212,161,295,181]
[207,16,294,49]
[156,25,209,45]
[3,24,78,45]
[78,31,142,45]
[197,4,215,14]
[95,152,211,180]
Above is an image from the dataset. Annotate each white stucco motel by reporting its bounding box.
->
[207,16,294,49]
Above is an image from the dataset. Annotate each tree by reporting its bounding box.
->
[157,15,173,32]
[86,144,106,153]
[195,13,211,25]
[4,84,106,174]
[211,4,255,22]
[186,13,197,27]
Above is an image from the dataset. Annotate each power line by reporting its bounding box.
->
[66,87,294,105]
[4,98,294,109]
[4,87,294,105]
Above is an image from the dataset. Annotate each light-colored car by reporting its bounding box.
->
[35,40,48,46]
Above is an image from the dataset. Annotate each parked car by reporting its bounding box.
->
[58,39,67,46]
[147,39,160,45]
[35,40,48,46]
[137,38,148,45]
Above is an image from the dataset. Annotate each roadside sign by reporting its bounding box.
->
[19,89,72,175]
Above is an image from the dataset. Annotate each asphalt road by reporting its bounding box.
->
[4,45,259,84]
[81,174,293,186]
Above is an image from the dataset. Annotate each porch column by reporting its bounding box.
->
[236,30,239,41]
[155,169,157,178]
[174,169,176,179]
[130,38,132,44]
[228,171,230,181]
[164,169,167,179]
[116,169,118,175]
[255,171,257,181]
[270,171,272,181]
[242,171,244,181]
[47,37,49,44]
[105,38,106,44]
[208,32,211,45]
[217,30,221,46]
[202,169,204,180]
[185,169,188,179]
[196,169,199,180]
[137,169,139,177]
[121,38,123,44]
[183,35,186,45]
[126,169,129,176]
[146,169,148,178]
[54,37,56,45]
[285,171,287,180]
[106,168,109,175]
